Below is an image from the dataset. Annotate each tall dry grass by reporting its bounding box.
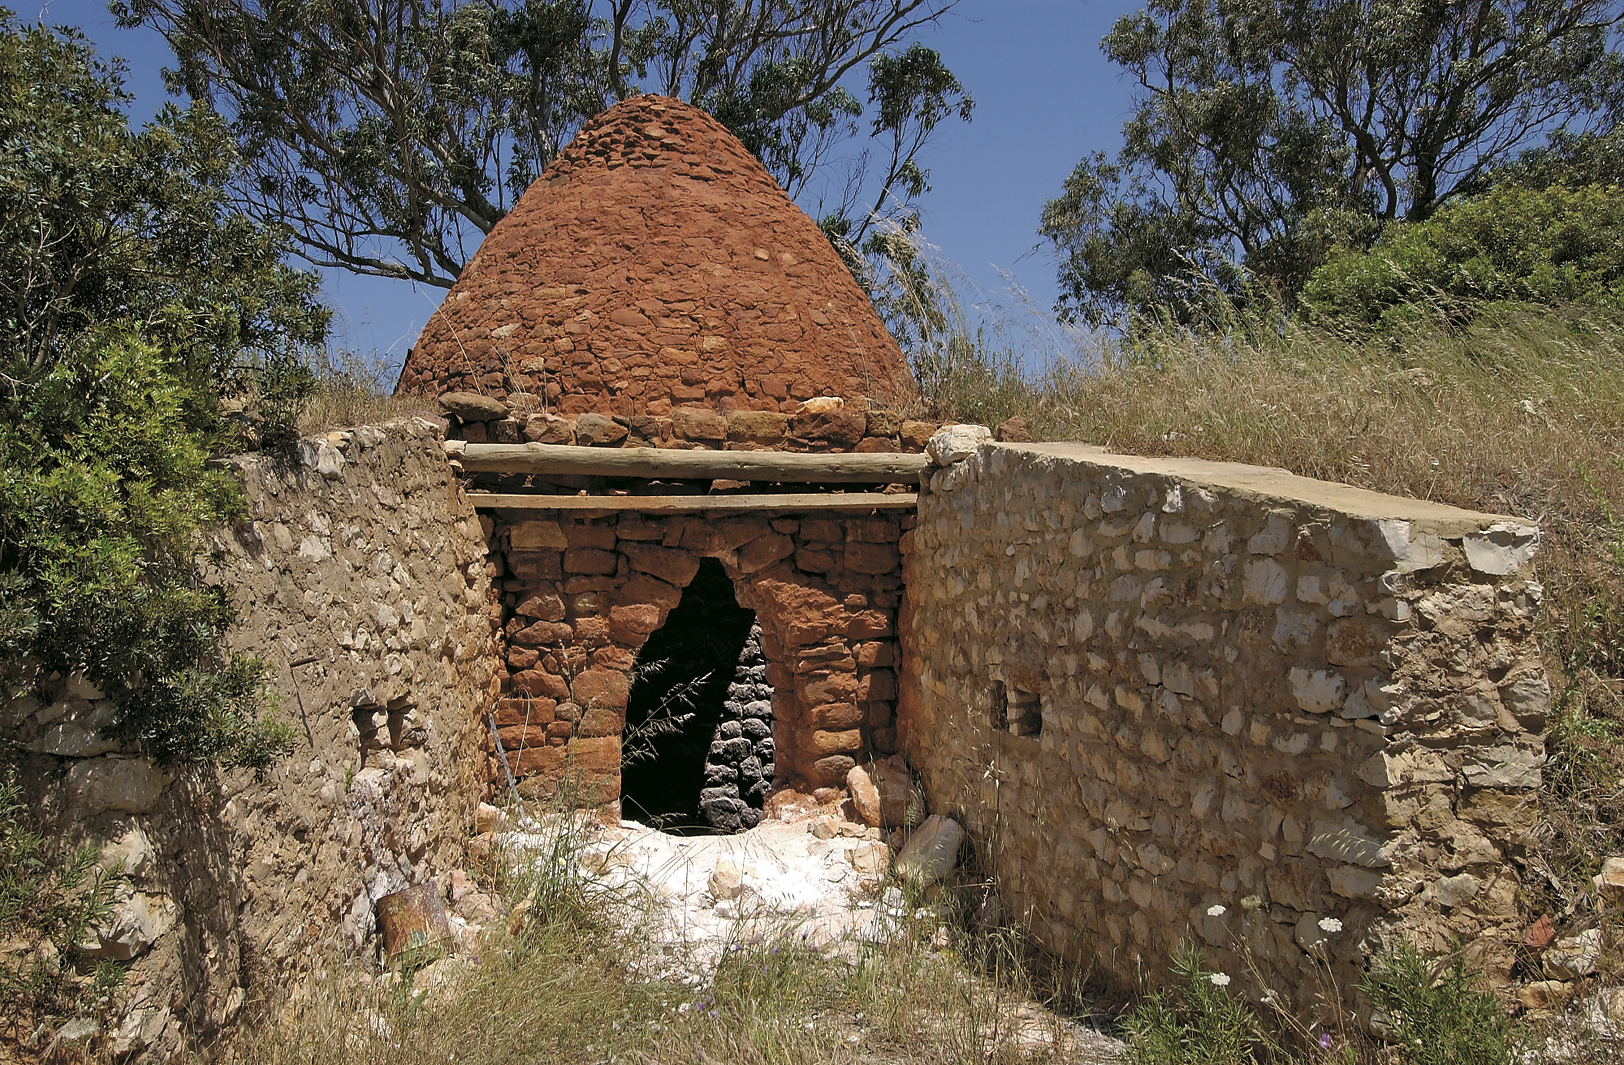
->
[296,348,438,434]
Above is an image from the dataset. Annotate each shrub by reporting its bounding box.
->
[0,17,328,770]
[1122,940,1269,1065]
[1301,183,1624,328]
[1361,942,1512,1065]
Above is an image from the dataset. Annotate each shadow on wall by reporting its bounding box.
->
[621,559,758,832]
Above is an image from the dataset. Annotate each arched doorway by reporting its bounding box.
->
[620,559,771,832]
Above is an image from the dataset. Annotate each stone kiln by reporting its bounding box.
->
[397,93,1553,1007]
[400,95,930,829]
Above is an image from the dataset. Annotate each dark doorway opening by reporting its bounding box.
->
[621,559,763,833]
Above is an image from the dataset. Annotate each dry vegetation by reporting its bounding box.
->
[237,839,1113,1065]
[295,349,440,434]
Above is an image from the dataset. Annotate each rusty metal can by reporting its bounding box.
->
[375,883,452,962]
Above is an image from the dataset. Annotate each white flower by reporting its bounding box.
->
[1207,904,1226,916]
[1208,972,1231,987]
[1260,990,1277,1005]
[1318,917,1343,933]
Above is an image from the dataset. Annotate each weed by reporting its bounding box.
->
[1361,942,1513,1065]
[1121,940,1272,1065]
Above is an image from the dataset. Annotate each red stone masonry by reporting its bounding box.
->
[399,95,917,416]
[484,510,907,801]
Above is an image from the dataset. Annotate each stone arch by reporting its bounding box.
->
[489,510,906,816]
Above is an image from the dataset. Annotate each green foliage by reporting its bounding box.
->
[0,766,127,1033]
[120,0,969,292]
[1361,943,1512,1065]
[1122,940,1267,1065]
[1043,0,1624,324]
[1302,184,1624,328]
[0,15,320,770]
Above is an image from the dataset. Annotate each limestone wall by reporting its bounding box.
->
[4,420,496,1059]
[899,442,1548,1014]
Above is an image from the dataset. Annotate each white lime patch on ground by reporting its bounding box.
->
[501,813,1126,1062]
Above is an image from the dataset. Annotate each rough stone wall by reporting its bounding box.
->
[4,420,496,1059]
[900,442,1548,1015]
[487,510,908,804]
[441,391,941,456]
[700,622,776,830]
[399,96,915,416]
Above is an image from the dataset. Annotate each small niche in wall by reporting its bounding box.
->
[991,679,1042,737]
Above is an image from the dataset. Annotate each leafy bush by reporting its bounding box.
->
[0,17,328,768]
[1302,183,1624,328]
[1361,943,1512,1065]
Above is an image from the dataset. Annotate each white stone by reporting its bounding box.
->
[1328,864,1384,898]
[1593,856,1624,900]
[1376,519,1445,571]
[99,826,157,880]
[1289,667,1345,713]
[78,890,177,961]
[708,859,744,901]
[894,814,965,884]
[1243,559,1289,605]
[474,802,505,834]
[1247,514,1291,555]
[1462,522,1540,575]
[1307,818,1389,868]
[1546,928,1603,979]
[925,424,992,466]
[1432,873,1482,908]
[1461,745,1544,789]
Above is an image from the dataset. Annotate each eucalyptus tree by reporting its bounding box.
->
[1041,0,1624,325]
[115,0,969,290]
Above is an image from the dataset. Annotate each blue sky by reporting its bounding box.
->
[40,0,1141,366]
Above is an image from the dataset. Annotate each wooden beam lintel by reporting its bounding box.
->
[468,492,919,513]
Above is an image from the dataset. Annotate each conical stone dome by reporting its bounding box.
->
[398,95,915,417]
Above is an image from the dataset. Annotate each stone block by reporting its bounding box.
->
[844,542,899,575]
[511,670,571,701]
[894,814,965,884]
[737,533,795,573]
[810,702,863,729]
[810,754,857,785]
[900,420,935,449]
[672,407,726,442]
[572,670,630,710]
[618,574,683,610]
[67,758,172,815]
[523,413,575,444]
[608,604,663,643]
[794,409,865,446]
[847,764,883,826]
[438,392,507,421]
[564,523,618,550]
[511,620,571,646]
[622,543,700,586]
[725,410,787,444]
[925,424,990,465]
[811,729,862,755]
[515,592,566,620]
[575,413,628,446]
